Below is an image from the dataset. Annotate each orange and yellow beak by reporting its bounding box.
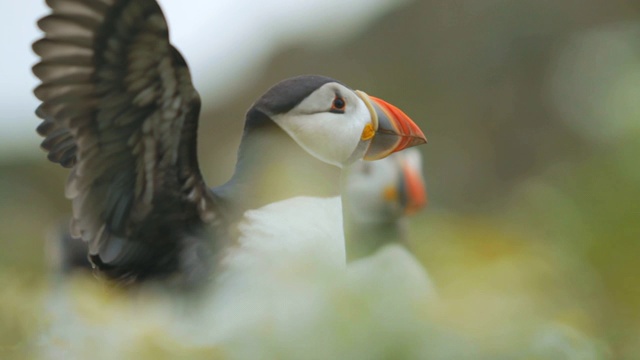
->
[355,91,427,161]
[381,155,428,215]
[397,158,428,215]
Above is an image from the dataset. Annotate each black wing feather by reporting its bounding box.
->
[33,0,219,284]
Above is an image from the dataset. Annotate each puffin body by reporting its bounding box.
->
[33,0,426,285]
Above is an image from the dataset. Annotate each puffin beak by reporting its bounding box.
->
[397,159,428,215]
[355,91,427,161]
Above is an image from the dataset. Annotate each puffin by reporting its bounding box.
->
[32,0,427,286]
[343,148,427,260]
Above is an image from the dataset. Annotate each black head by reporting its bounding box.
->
[225,75,349,212]
[252,75,346,117]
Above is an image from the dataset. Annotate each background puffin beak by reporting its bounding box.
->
[363,95,427,161]
[397,159,428,215]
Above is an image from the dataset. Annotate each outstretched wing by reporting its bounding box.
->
[33,0,219,283]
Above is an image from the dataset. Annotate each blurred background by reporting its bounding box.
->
[1,0,639,358]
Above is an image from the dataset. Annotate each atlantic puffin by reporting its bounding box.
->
[33,0,426,286]
[344,148,427,260]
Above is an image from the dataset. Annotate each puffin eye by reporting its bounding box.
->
[330,96,346,114]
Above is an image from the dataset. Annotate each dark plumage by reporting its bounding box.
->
[252,75,341,117]
[33,0,219,285]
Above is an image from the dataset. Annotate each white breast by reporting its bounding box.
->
[229,195,346,270]
[201,196,347,343]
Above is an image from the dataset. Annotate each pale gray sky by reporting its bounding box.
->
[0,0,409,162]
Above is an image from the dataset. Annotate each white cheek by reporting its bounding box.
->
[272,99,370,167]
[343,100,374,162]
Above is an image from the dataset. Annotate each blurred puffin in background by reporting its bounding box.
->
[32,0,426,286]
[344,148,427,260]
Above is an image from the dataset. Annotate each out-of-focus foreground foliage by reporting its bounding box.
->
[1,0,639,358]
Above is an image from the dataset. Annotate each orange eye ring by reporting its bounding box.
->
[330,96,346,113]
